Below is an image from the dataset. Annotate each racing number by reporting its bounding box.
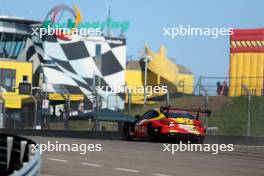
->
[135,119,147,135]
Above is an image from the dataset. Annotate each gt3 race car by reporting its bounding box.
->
[122,107,211,143]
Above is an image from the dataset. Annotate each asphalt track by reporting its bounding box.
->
[30,136,264,176]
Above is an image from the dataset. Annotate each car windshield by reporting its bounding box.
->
[163,110,196,119]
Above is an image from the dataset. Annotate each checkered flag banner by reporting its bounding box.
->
[23,34,126,110]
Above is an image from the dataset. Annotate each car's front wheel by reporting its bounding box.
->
[146,124,159,142]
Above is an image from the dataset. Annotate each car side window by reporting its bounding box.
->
[142,111,152,119]
[142,110,159,119]
[150,110,159,118]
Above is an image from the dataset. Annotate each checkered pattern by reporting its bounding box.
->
[24,34,126,109]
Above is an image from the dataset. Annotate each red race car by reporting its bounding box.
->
[122,107,211,143]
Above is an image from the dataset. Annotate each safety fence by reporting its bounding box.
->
[18,93,262,137]
[1,129,264,146]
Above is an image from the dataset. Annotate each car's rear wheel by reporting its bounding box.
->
[122,123,131,141]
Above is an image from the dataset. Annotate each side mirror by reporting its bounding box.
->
[135,115,141,120]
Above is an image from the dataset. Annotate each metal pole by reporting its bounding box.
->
[166,90,170,106]
[128,91,131,116]
[68,95,71,128]
[95,75,101,131]
[144,58,148,105]
[247,92,251,136]
[44,75,49,129]
[35,92,42,130]
[95,92,99,131]
[2,97,5,128]
[107,5,112,37]
[33,96,38,129]
[0,91,6,128]
[205,90,209,128]
[201,86,209,129]
[106,94,109,109]
[115,93,118,110]
[64,95,70,130]
[198,76,202,96]
[205,91,208,109]
[242,84,251,136]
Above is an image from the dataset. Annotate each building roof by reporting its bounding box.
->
[126,60,193,75]
[176,64,193,74]
[76,108,135,122]
[126,60,143,70]
[0,16,41,25]
[0,58,31,63]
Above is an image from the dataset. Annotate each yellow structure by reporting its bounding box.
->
[229,53,264,96]
[176,64,194,94]
[0,59,32,109]
[48,93,83,101]
[0,59,83,110]
[229,29,264,96]
[145,45,179,88]
[125,45,194,104]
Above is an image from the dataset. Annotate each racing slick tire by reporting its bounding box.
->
[122,123,131,141]
[146,124,160,142]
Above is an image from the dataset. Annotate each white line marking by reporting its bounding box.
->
[80,162,103,167]
[153,173,171,176]
[115,167,140,173]
[47,158,68,162]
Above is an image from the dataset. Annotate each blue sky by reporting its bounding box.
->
[1,0,263,80]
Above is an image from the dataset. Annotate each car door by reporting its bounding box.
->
[135,110,159,137]
[134,111,152,137]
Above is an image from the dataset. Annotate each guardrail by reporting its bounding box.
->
[0,133,41,176]
[1,129,264,146]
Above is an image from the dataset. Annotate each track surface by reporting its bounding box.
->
[30,136,264,176]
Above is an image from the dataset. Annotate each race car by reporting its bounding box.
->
[122,107,211,143]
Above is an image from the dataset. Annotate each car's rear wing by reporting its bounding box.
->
[160,106,212,119]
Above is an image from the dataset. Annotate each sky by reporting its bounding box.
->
[1,0,263,80]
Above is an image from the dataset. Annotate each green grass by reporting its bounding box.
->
[208,96,264,136]
[126,96,232,115]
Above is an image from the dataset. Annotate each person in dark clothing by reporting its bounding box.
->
[216,81,223,96]
[59,109,64,120]
[222,81,229,96]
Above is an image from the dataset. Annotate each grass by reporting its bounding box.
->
[127,96,232,116]
[208,96,264,136]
